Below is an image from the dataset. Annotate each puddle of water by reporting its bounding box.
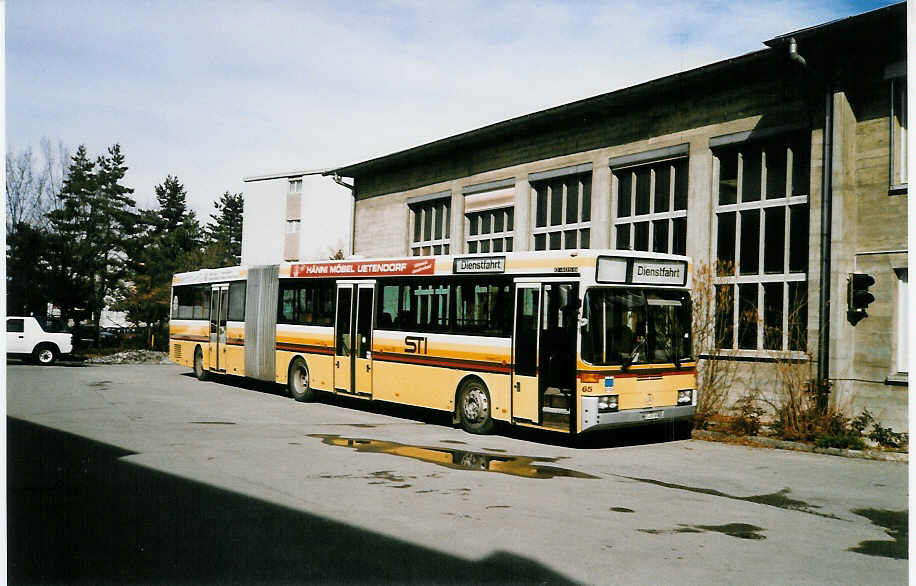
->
[620,476,838,519]
[308,434,598,479]
[639,527,702,535]
[610,507,635,513]
[695,523,765,540]
[640,523,765,540]
[89,380,112,387]
[190,421,236,425]
[849,508,908,560]
[369,470,411,483]
[441,440,467,445]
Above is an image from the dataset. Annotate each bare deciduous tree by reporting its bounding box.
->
[6,140,70,232]
[691,261,740,427]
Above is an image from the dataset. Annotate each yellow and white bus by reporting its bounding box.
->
[170,250,696,436]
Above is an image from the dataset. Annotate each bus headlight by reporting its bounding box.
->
[677,389,694,405]
[598,395,618,413]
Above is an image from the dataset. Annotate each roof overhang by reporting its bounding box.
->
[243,168,335,183]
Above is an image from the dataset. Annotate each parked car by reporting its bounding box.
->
[6,317,74,365]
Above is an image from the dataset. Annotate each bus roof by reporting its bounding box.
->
[173,249,691,285]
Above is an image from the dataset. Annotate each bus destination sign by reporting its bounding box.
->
[630,259,686,286]
[453,256,506,274]
[291,259,435,278]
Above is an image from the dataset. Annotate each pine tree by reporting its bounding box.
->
[206,191,244,265]
[115,174,202,346]
[47,144,137,331]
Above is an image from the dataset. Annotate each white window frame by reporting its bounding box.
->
[712,133,810,354]
[289,178,303,193]
[466,207,513,254]
[530,168,592,251]
[611,155,688,255]
[286,219,300,233]
[409,195,450,256]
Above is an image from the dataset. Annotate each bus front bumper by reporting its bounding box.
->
[580,397,696,433]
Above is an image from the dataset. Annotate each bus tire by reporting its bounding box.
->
[33,343,58,366]
[457,378,495,435]
[288,357,315,402]
[193,347,209,381]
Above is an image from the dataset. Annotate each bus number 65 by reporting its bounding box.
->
[405,336,428,354]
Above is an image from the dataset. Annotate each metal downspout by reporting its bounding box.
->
[817,84,833,390]
[788,37,832,390]
[332,174,356,256]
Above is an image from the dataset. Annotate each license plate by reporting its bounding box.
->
[643,411,663,420]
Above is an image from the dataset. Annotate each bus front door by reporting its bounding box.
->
[353,283,375,397]
[334,284,354,394]
[512,283,540,423]
[334,282,375,398]
[209,284,228,372]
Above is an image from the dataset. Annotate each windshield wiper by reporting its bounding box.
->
[622,339,646,370]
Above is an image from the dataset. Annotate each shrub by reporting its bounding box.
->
[815,433,866,450]
[729,393,765,436]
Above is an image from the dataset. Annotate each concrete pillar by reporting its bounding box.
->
[827,89,858,403]
[450,188,464,254]
[590,162,611,249]
[686,137,714,265]
[514,178,531,251]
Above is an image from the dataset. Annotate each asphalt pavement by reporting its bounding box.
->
[6,362,908,584]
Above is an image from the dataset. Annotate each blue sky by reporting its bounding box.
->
[6,0,899,219]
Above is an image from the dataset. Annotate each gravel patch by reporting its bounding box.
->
[693,429,908,462]
[85,350,172,365]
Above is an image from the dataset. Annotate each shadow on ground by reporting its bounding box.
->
[8,417,577,585]
[186,372,688,450]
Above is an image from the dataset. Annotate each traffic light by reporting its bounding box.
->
[847,273,875,324]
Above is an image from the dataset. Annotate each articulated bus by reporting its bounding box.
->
[169,250,696,436]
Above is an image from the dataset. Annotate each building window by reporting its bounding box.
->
[289,178,302,193]
[286,220,300,233]
[612,157,687,254]
[467,207,513,253]
[897,269,908,374]
[531,171,591,250]
[410,197,450,256]
[891,78,907,189]
[713,133,810,352]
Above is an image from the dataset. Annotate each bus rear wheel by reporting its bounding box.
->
[193,347,209,381]
[458,378,495,435]
[288,357,315,402]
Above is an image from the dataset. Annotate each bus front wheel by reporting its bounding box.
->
[288,357,315,402]
[458,378,495,435]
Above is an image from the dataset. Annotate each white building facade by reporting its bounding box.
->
[241,170,352,265]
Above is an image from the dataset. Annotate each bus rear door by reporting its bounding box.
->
[209,283,228,372]
[334,281,375,398]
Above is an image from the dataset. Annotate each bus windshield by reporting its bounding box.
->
[581,288,692,367]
